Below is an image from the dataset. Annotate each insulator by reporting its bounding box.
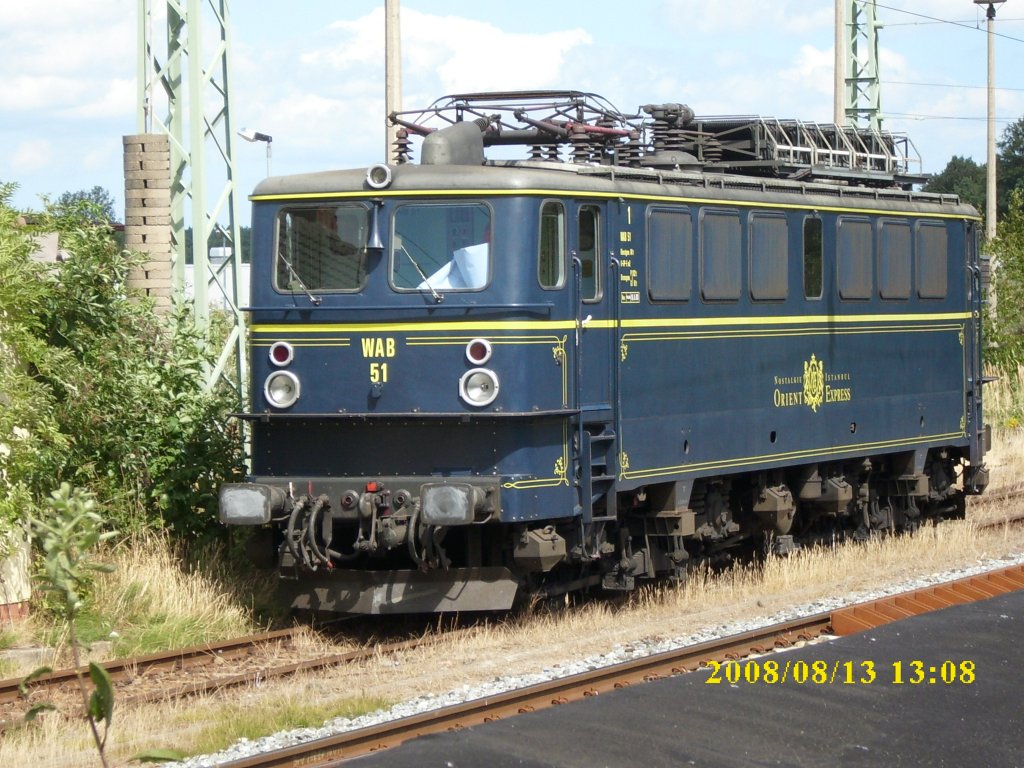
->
[529,144,544,160]
[392,128,413,164]
[570,125,593,164]
[622,131,644,167]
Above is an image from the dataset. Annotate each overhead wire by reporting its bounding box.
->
[882,81,1024,93]
[858,0,1024,45]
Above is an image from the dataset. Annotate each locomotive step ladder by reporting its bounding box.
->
[579,418,617,523]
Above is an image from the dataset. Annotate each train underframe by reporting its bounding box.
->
[227,444,989,614]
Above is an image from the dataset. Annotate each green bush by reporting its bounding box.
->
[0,183,243,545]
[987,189,1024,370]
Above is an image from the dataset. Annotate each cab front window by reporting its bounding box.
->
[390,202,491,292]
[275,204,371,293]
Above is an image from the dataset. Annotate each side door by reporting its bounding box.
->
[572,201,617,519]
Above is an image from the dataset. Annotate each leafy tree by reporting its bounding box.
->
[998,117,1024,219]
[55,186,117,224]
[0,182,69,552]
[988,188,1024,368]
[923,155,986,213]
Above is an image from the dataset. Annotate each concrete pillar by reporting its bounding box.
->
[0,532,31,621]
[123,134,173,312]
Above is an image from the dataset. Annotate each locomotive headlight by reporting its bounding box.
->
[264,371,301,408]
[269,341,294,367]
[459,368,499,407]
[465,338,492,365]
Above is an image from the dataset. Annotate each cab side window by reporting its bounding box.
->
[578,206,601,302]
[539,201,566,289]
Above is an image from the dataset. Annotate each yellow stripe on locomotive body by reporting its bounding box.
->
[250,312,972,336]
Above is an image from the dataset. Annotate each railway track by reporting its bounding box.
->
[215,562,1024,768]
[1,628,299,706]
[0,626,466,731]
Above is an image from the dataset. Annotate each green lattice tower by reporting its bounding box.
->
[844,0,883,131]
[136,0,246,395]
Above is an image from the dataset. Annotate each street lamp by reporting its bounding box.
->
[974,0,1005,241]
[238,128,273,177]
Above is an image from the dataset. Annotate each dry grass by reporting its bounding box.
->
[90,531,269,657]
[3,532,272,675]
[2,435,1023,766]
[985,365,1024,430]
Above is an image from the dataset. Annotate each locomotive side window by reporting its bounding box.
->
[390,203,491,292]
[879,220,911,300]
[917,222,948,299]
[837,217,873,300]
[700,208,741,301]
[803,217,823,299]
[749,213,788,301]
[275,204,370,292]
[538,201,566,289]
[648,207,692,302]
[578,205,601,302]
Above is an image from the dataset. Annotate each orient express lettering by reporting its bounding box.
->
[826,386,852,403]
[772,355,853,410]
[774,389,804,407]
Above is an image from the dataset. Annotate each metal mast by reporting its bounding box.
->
[844,0,883,130]
[137,0,246,394]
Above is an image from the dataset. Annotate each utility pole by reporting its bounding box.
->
[385,0,402,161]
[975,0,1005,242]
[135,0,246,395]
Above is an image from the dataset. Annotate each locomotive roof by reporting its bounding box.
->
[252,160,979,220]
[253,92,978,219]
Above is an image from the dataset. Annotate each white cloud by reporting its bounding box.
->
[57,78,135,120]
[9,140,53,172]
[311,7,591,95]
[779,45,835,101]
[661,0,832,36]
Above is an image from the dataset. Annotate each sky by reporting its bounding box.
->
[1,0,1022,222]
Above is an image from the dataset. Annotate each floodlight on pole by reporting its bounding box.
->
[238,128,273,177]
[974,0,1005,241]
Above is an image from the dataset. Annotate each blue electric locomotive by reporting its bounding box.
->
[220,91,989,613]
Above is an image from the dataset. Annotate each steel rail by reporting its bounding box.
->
[0,628,301,706]
[119,633,458,706]
[2,627,473,726]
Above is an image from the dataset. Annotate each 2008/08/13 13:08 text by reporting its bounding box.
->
[705,659,976,686]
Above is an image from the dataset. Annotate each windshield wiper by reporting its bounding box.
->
[399,242,443,303]
[280,253,322,306]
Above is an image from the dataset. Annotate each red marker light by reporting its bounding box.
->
[269,341,294,367]
[466,338,492,365]
[365,481,379,493]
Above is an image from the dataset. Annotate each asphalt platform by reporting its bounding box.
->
[351,589,1023,768]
